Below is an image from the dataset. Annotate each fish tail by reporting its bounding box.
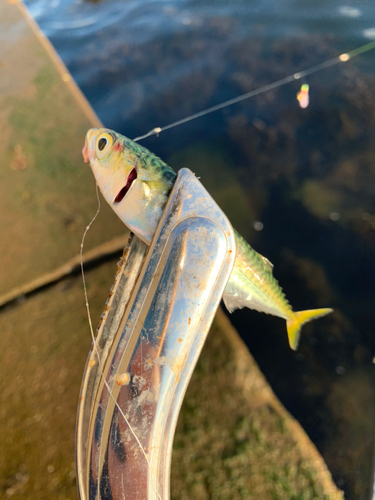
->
[286,308,333,350]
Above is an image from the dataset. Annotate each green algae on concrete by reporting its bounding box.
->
[0,262,343,500]
[0,0,127,297]
[0,262,118,500]
[172,308,343,500]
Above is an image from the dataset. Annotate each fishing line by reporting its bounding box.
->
[133,39,375,142]
[80,183,101,352]
[80,185,162,500]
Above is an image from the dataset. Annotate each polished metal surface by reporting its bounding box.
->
[76,168,236,500]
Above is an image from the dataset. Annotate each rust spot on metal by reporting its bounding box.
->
[177,338,183,343]
[188,317,191,325]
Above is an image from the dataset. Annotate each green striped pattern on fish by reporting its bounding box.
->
[223,230,291,318]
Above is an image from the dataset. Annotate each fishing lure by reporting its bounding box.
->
[82,128,332,349]
[297,84,310,108]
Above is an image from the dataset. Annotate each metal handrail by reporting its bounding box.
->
[76,169,236,500]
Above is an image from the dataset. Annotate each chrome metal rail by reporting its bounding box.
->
[76,168,236,500]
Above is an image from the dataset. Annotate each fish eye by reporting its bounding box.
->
[96,133,113,159]
[98,138,107,151]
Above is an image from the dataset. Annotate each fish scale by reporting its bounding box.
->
[83,127,333,350]
[233,230,291,309]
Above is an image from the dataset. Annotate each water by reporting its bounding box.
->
[23,0,375,498]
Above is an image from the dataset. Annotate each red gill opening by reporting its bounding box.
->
[114,168,137,204]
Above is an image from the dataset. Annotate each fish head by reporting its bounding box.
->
[83,127,138,206]
[83,127,176,244]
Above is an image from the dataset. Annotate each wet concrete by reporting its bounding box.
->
[0,0,126,297]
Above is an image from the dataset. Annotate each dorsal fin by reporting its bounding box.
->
[255,251,274,273]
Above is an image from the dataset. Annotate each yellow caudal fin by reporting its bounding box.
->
[286,308,333,350]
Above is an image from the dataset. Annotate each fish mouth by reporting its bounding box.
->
[82,140,91,163]
[82,128,98,163]
[113,168,137,204]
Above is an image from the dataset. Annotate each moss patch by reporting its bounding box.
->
[171,310,343,500]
